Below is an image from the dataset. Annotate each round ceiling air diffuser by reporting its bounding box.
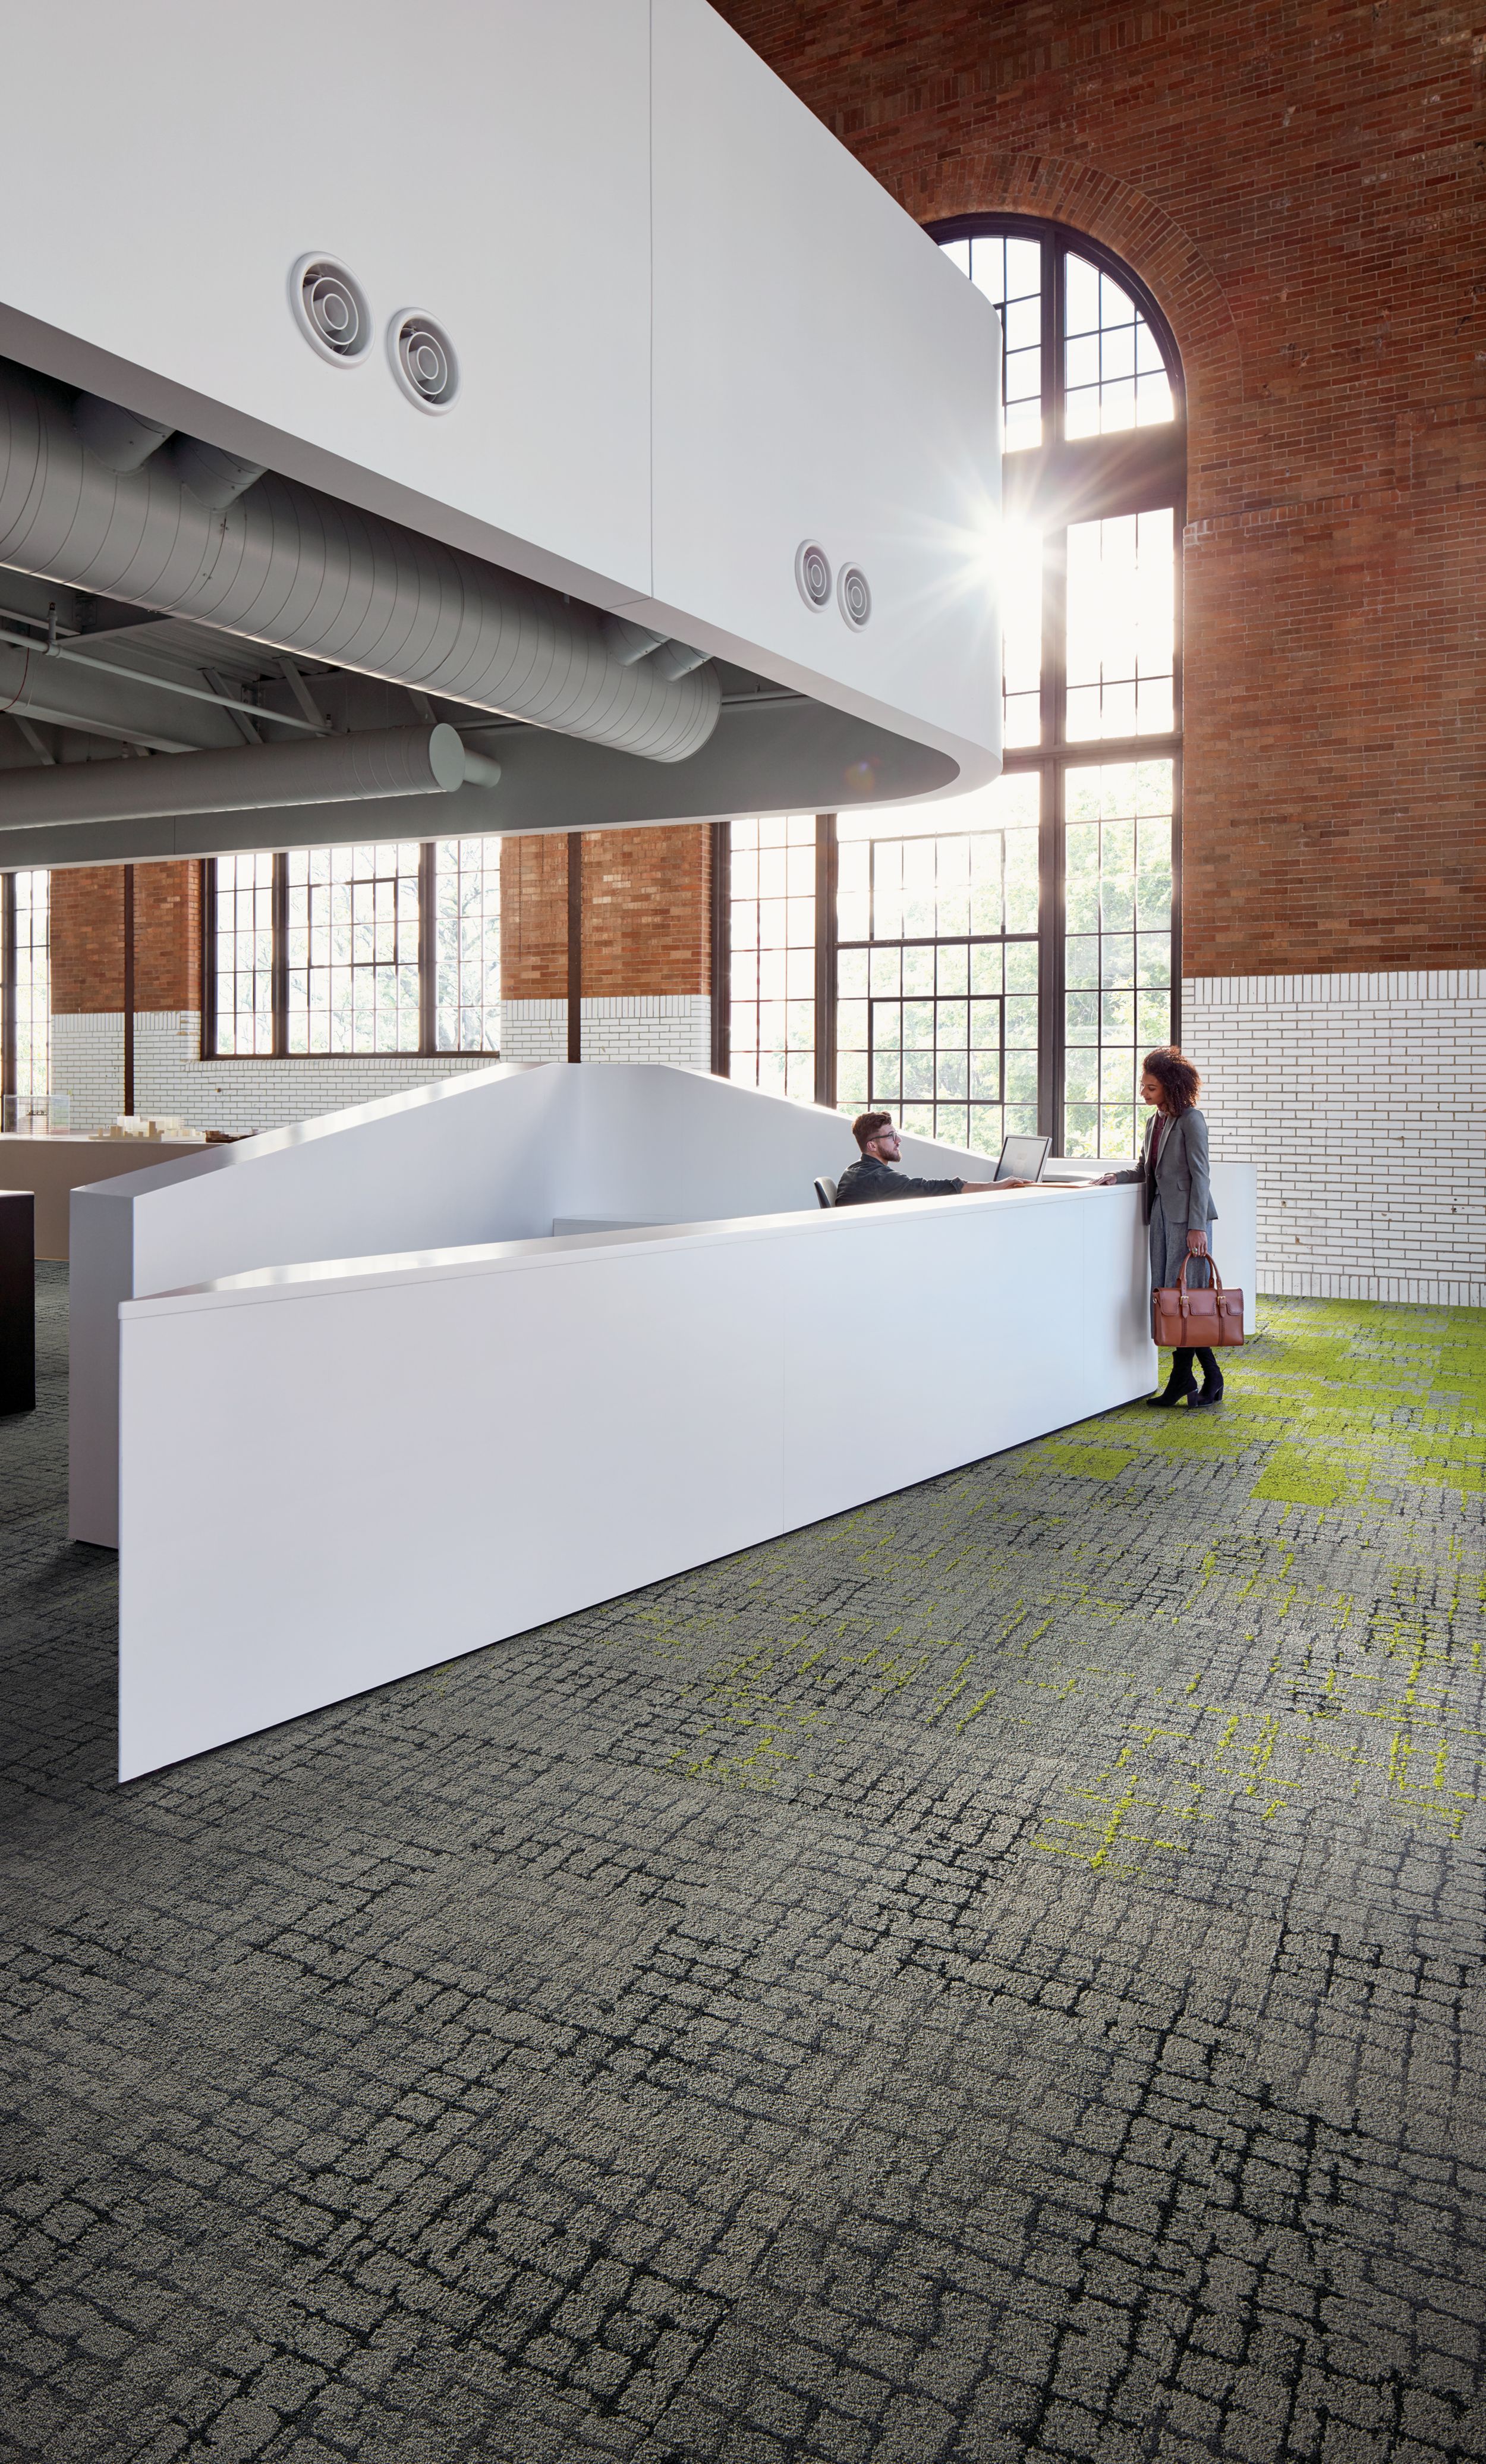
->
[289,255,372,363]
[838,564,872,630]
[795,540,832,611]
[388,310,459,413]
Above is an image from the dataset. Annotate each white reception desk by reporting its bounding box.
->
[75,1065,1257,1780]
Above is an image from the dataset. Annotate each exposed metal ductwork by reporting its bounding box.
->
[651,639,710,680]
[0,723,495,829]
[599,613,666,665]
[170,436,266,510]
[0,363,720,764]
[71,392,174,473]
[598,609,710,683]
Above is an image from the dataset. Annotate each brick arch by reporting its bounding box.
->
[908,154,1244,470]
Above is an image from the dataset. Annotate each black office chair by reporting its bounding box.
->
[813,1176,838,1209]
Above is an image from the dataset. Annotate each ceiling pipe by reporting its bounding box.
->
[71,392,174,473]
[599,612,666,665]
[0,722,476,829]
[172,436,267,510]
[651,639,710,680]
[1,364,720,763]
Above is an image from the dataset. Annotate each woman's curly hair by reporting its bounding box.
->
[1142,1045,1201,1114]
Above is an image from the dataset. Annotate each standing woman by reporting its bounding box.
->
[1102,1046,1223,1408]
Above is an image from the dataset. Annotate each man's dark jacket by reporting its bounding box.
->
[834,1155,965,1205]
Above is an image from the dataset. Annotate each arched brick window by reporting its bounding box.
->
[722,219,1185,1164]
[928,216,1186,1157]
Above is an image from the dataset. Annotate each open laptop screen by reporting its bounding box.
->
[996,1132,1051,1183]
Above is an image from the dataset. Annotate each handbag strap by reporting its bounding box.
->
[1178,1251,1224,1293]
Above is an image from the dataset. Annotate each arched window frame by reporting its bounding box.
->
[716,216,1186,1160]
[928,213,1186,1151]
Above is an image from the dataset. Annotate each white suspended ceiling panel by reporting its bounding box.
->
[649,0,1000,764]
[0,0,656,600]
[0,0,1002,839]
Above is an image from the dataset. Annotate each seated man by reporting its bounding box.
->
[833,1111,1030,1204]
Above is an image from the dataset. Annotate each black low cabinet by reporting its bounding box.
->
[0,1190,36,1415]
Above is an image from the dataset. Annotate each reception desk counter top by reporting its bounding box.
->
[116,1167,1255,1779]
[70,1060,1256,1778]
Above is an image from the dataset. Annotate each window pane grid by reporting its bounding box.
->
[1063,760,1175,1160]
[1065,508,1175,743]
[433,836,501,1053]
[943,230,1044,454]
[1064,251,1174,438]
[728,220,1180,1158]
[212,852,275,1056]
[4,868,51,1114]
[729,814,817,1101]
[1001,523,1043,750]
[835,777,1040,1156]
[285,841,423,1055]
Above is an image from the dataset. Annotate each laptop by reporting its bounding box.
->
[994,1132,1051,1183]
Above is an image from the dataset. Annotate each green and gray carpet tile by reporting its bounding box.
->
[2,1264,1483,2461]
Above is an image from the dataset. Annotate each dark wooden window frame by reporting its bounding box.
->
[711,216,1186,1156]
[203,841,502,1061]
[1,866,51,1112]
[0,871,15,1107]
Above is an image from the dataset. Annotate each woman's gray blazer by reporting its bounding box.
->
[1111,1108,1218,1293]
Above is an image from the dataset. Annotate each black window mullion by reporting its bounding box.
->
[1038,763,1065,1148]
[1045,234,1062,449]
[202,860,217,1059]
[1170,748,1183,1054]
[418,841,437,1055]
[710,821,731,1077]
[270,852,288,1059]
[1,872,15,1105]
[1039,502,1068,1148]
[814,813,837,1110]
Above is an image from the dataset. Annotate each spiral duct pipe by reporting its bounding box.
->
[0,725,474,829]
[0,364,720,763]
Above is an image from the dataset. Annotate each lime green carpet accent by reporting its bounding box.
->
[568,1297,1486,1887]
[8,1269,1486,2456]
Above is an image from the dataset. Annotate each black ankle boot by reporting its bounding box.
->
[1148,1351,1198,1407]
[1189,1346,1224,1407]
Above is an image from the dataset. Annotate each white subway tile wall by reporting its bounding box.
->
[51,1014,492,1137]
[501,997,711,1068]
[52,997,714,1136]
[1185,970,1486,1306]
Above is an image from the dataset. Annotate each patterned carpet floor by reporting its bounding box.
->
[2,1264,1484,2462]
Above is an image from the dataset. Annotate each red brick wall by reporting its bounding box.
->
[49,862,200,1013]
[48,829,709,1019]
[584,826,711,997]
[135,862,201,1013]
[501,827,713,998]
[500,834,569,1000]
[49,869,123,1012]
[716,0,1486,976]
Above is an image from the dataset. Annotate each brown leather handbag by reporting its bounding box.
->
[1152,1252,1245,1349]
